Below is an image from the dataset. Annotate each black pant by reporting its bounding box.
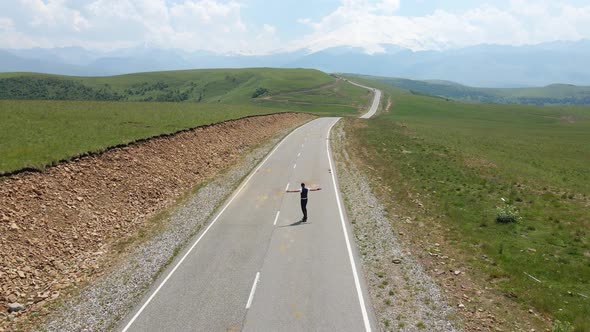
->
[301,199,308,220]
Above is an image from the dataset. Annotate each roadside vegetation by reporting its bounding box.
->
[343,76,590,330]
[0,69,368,174]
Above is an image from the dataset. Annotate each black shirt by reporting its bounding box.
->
[301,187,308,200]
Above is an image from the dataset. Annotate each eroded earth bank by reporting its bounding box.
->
[0,112,314,331]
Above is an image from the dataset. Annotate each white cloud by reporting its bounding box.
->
[291,0,590,53]
[373,0,400,14]
[170,0,241,24]
[339,0,400,14]
[21,0,89,31]
[0,17,14,31]
[2,0,590,54]
[0,15,50,48]
[2,0,279,53]
[262,24,276,35]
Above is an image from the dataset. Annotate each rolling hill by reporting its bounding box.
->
[344,74,590,105]
[0,68,335,103]
[0,68,370,173]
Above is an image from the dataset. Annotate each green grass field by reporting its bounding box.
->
[0,69,368,173]
[344,76,590,330]
[254,78,371,116]
[0,100,289,174]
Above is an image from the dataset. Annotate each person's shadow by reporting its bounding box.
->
[279,219,311,227]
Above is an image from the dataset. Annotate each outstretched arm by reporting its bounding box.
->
[309,187,322,191]
[286,189,302,193]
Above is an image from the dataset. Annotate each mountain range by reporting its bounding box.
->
[2,40,590,87]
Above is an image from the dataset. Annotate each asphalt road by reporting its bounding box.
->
[347,80,382,119]
[119,117,376,332]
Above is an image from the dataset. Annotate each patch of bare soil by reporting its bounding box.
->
[559,115,577,124]
[463,157,497,169]
[0,112,313,330]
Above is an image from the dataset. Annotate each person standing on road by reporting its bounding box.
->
[286,183,321,222]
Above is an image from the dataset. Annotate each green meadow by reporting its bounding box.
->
[253,78,372,116]
[0,100,287,173]
[344,77,590,330]
[0,69,368,173]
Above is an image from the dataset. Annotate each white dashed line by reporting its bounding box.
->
[246,272,260,309]
[121,124,305,332]
[273,211,280,226]
[293,164,296,169]
[285,183,290,191]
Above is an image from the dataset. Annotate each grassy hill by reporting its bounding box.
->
[0,68,369,173]
[343,75,590,330]
[345,74,590,105]
[0,68,334,103]
[0,100,289,174]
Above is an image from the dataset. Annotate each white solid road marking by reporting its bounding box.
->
[246,272,261,309]
[326,120,372,332]
[121,124,305,332]
[285,183,290,191]
[273,211,280,226]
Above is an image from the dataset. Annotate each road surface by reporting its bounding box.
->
[119,117,376,331]
[347,80,382,119]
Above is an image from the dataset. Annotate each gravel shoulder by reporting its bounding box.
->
[331,121,460,332]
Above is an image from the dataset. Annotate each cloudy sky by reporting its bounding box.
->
[0,0,589,54]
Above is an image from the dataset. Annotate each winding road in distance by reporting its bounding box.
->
[346,80,382,119]
[119,82,381,332]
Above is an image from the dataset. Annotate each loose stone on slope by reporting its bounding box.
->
[7,303,25,313]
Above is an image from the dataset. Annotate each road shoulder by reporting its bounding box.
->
[331,120,460,331]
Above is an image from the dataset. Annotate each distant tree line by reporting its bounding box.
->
[124,81,170,96]
[0,77,125,101]
[0,77,203,103]
[512,97,590,106]
[124,81,195,102]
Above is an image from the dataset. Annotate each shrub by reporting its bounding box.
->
[496,205,521,223]
[252,87,268,98]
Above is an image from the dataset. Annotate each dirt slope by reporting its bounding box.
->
[0,112,313,329]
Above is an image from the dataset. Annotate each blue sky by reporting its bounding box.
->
[0,0,589,53]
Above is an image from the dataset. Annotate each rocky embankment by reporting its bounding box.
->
[0,112,313,330]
